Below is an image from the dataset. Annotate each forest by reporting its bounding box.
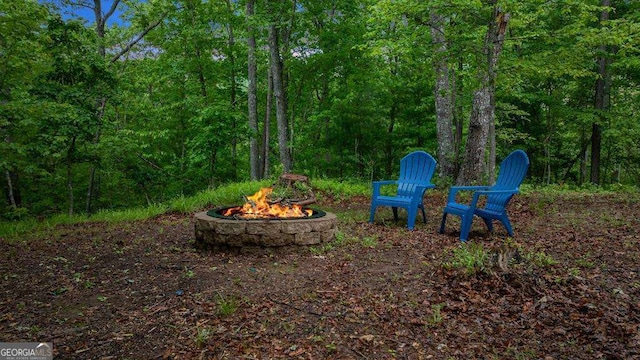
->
[1,0,639,219]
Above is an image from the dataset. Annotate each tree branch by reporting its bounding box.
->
[110,12,167,63]
[104,0,121,22]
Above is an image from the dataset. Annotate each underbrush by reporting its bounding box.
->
[2,179,637,241]
[0,178,371,240]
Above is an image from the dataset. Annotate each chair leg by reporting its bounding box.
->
[407,207,417,230]
[392,207,399,221]
[439,213,448,234]
[459,214,473,242]
[482,217,494,233]
[420,205,427,224]
[369,205,376,223]
[500,215,514,236]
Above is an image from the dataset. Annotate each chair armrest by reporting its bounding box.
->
[446,186,491,203]
[372,180,397,197]
[469,189,519,208]
[409,184,436,205]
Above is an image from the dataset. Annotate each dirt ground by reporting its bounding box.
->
[1,191,639,359]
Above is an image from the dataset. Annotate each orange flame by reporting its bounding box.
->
[222,187,313,218]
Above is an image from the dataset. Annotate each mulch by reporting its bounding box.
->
[1,191,639,359]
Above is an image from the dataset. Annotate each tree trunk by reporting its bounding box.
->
[5,170,17,208]
[246,0,260,180]
[385,103,397,178]
[453,58,464,175]
[456,5,509,185]
[457,87,493,184]
[268,23,292,173]
[591,0,611,185]
[67,137,77,216]
[224,0,238,180]
[262,68,273,179]
[430,12,456,179]
[488,118,496,184]
[86,0,119,215]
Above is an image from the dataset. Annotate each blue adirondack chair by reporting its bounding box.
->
[369,151,437,230]
[439,149,530,242]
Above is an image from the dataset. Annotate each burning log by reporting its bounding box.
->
[222,186,312,219]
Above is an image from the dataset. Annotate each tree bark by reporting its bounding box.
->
[223,0,238,180]
[262,68,273,179]
[246,0,260,180]
[67,137,77,216]
[456,5,509,185]
[268,23,292,173]
[5,170,17,208]
[430,12,456,179]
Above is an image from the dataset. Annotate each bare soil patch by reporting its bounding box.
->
[1,192,639,359]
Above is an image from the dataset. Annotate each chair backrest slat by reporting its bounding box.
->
[397,151,437,197]
[486,150,529,212]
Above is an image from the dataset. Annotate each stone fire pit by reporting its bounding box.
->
[194,207,337,249]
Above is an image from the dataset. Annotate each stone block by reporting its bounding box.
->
[282,221,313,234]
[246,221,282,236]
[295,232,322,245]
[216,220,246,235]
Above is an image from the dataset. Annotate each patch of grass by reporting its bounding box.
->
[428,303,446,325]
[91,204,167,223]
[568,267,580,277]
[169,180,272,213]
[335,209,368,224]
[361,235,378,247]
[443,242,490,275]
[309,230,355,254]
[575,253,596,268]
[312,179,370,200]
[523,250,557,267]
[216,295,239,316]
[194,327,211,349]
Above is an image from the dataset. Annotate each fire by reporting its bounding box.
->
[222,187,313,219]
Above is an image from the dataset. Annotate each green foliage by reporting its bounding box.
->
[194,327,211,349]
[216,295,239,316]
[90,204,168,223]
[168,180,273,213]
[523,251,557,268]
[312,179,370,200]
[443,243,490,275]
[1,0,640,218]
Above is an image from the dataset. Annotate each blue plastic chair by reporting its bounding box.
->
[369,151,437,230]
[439,150,530,242]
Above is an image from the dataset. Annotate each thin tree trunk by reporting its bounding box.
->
[86,0,123,215]
[5,170,16,208]
[262,69,273,179]
[268,23,292,173]
[591,0,611,185]
[246,0,260,180]
[67,137,77,216]
[580,131,588,184]
[385,102,397,178]
[453,58,464,175]
[86,97,106,214]
[430,12,456,179]
[224,0,238,180]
